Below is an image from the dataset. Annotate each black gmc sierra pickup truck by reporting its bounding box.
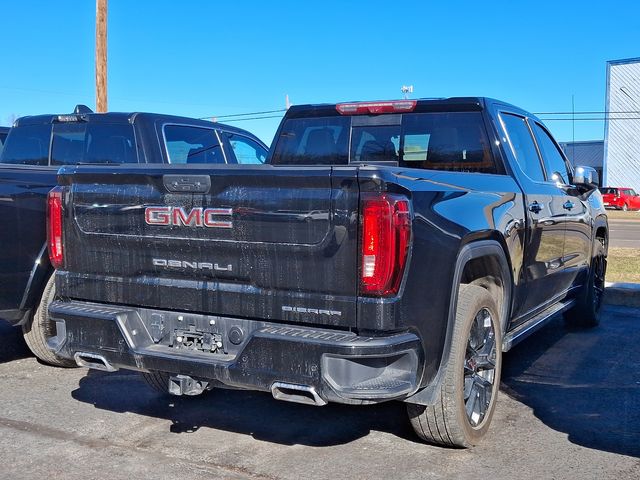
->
[47,98,607,447]
[0,107,267,366]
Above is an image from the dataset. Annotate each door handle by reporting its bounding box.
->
[163,175,211,194]
[563,201,575,210]
[528,201,543,214]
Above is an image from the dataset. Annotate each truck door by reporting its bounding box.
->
[497,112,569,325]
[530,121,591,290]
[0,124,55,316]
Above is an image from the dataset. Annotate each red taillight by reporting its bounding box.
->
[48,187,64,269]
[336,100,417,115]
[360,194,411,296]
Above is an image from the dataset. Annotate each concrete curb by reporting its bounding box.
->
[604,281,640,308]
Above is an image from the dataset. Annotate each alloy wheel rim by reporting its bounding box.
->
[463,307,497,428]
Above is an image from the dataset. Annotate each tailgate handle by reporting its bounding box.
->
[163,175,211,194]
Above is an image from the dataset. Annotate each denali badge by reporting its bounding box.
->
[282,306,342,317]
[153,258,233,272]
[145,206,233,229]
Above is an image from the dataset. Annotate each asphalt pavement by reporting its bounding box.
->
[0,303,639,480]
[609,219,640,248]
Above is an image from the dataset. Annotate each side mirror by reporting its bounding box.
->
[572,166,598,190]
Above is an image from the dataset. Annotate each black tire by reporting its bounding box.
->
[141,371,172,394]
[407,284,502,447]
[564,236,606,327]
[22,275,77,367]
[622,203,628,211]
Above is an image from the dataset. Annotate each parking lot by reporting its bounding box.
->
[1,303,638,480]
[609,219,640,248]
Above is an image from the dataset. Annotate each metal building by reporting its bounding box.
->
[603,57,640,190]
[559,140,604,186]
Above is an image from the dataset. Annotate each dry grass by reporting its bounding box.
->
[607,247,640,284]
[605,210,640,220]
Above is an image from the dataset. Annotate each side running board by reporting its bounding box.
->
[502,298,576,352]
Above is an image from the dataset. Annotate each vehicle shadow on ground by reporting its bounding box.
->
[0,320,31,364]
[501,305,640,458]
[71,369,420,447]
[69,304,640,453]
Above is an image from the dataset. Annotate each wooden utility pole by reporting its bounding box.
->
[95,0,108,112]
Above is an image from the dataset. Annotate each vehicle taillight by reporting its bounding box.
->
[48,187,64,269]
[360,194,411,296]
[336,100,417,115]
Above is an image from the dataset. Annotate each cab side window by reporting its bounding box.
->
[532,122,570,184]
[164,125,226,164]
[224,133,267,164]
[500,113,545,182]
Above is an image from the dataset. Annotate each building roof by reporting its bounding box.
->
[559,140,604,168]
[607,57,640,66]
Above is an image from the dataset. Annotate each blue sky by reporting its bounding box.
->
[1,0,639,145]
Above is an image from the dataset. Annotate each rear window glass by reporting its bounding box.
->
[351,125,400,163]
[600,188,618,195]
[271,112,497,173]
[51,123,138,165]
[399,112,495,173]
[164,125,225,164]
[270,116,350,165]
[0,124,51,166]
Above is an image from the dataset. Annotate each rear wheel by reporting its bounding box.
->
[407,284,502,447]
[622,203,628,211]
[565,236,606,327]
[22,275,77,367]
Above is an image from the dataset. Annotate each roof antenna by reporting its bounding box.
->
[401,85,414,99]
[74,104,94,114]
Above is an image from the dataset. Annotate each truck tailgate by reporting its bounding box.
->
[57,165,359,327]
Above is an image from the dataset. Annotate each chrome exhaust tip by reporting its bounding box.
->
[271,382,327,406]
[73,352,117,372]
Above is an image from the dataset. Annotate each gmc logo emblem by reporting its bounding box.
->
[145,206,233,229]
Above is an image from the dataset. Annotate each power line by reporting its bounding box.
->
[216,114,285,123]
[199,108,286,121]
[201,108,640,121]
[534,110,640,115]
[540,117,640,121]
[211,113,640,124]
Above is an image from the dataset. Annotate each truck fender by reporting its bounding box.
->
[405,239,512,406]
[17,243,53,325]
[592,214,609,255]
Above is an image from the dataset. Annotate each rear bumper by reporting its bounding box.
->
[603,199,622,209]
[49,300,424,405]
